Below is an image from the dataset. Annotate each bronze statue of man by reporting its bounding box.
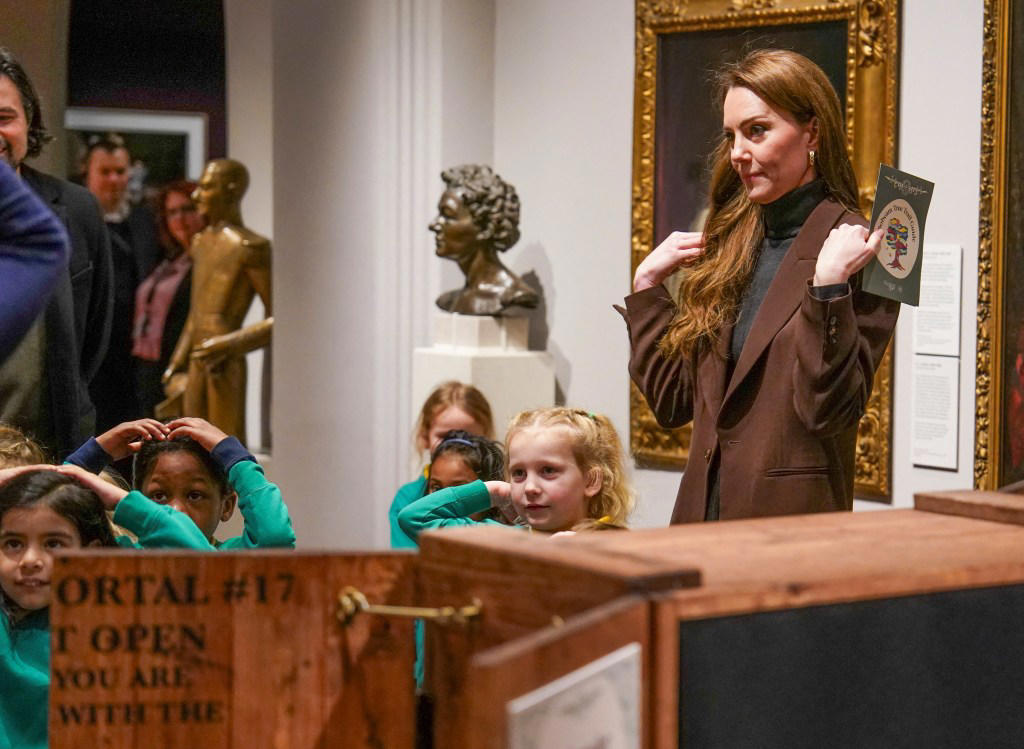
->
[431,164,539,316]
[162,158,272,440]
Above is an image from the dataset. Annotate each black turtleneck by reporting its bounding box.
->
[729,179,829,364]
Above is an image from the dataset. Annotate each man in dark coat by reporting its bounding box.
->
[0,47,113,458]
[82,133,161,431]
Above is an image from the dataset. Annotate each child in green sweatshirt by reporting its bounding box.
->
[67,416,295,549]
[0,464,215,749]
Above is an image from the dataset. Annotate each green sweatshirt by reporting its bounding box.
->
[396,479,512,687]
[0,608,47,749]
[0,491,214,749]
[112,491,216,549]
[389,474,427,549]
[397,480,509,542]
[215,460,295,549]
[67,436,295,550]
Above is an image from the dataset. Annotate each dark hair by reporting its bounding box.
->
[0,470,118,547]
[80,132,129,176]
[155,179,201,252]
[133,437,228,494]
[430,430,505,483]
[0,47,53,159]
[440,165,521,252]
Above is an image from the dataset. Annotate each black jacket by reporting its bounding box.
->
[20,164,113,458]
[91,201,161,431]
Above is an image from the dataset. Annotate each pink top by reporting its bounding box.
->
[132,253,191,362]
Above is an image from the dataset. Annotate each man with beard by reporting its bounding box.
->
[0,46,112,458]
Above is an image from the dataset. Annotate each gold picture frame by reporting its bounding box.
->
[630,0,900,499]
[975,0,1020,489]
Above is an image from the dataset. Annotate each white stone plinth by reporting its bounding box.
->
[413,313,556,439]
[431,313,529,350]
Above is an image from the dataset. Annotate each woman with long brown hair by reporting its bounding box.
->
[622,49,899,522]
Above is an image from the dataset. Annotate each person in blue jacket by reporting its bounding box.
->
[0,160,68,361]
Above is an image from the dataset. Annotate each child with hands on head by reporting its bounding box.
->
[0,463,215,749]
[425,430,505,494]
[399,407,633,541]
[66,416,295,549]
[390,381,495,548]
[422,430,509,530]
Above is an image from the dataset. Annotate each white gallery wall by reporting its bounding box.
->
[264,0,399,547]
[244,0,503,547]
[490,0,648,517]
[887,1,983,507]
[224,0,274,456]
[228,0,988,547]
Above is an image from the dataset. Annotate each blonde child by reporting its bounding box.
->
[0,423,47,468]
[399,407,633,540]
[65,416,294,549]
[0,464,214,748]
[389,382,494,548]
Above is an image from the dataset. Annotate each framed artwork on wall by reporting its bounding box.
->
[63,107,207,187]
[976,0,1024,489]
[630,0,901,500]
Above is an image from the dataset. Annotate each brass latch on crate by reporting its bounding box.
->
[336,586,482,627]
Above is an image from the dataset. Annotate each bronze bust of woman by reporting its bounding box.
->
[431,164,540,316]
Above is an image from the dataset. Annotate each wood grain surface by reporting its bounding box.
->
[915,487,1024,525]
[48,551,417,748]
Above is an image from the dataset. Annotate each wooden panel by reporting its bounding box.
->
[643,510,1024,622]
[418,527,701,743]
[421,507,1024,748]
[419,526,702,592]
[414,504,1024,747]
[650,593,682,749]
[48,551,417,748]
[423,510,1024,612]
[451,595,650,749]
[914,488,1024,525]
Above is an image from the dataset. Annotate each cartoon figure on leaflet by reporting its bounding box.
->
[885,217,909,271]
[162,159,272,443]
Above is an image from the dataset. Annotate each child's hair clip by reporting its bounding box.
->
[439,437,475,448]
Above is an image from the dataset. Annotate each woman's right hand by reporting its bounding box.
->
[97,419,170,460]
[633,231,705,292]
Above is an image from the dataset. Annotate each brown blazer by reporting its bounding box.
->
[623,198,899,523]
